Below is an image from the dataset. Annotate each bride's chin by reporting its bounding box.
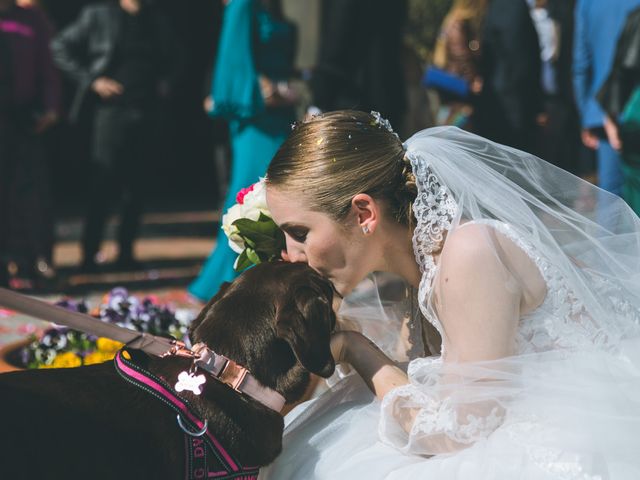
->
[326,279,345,299]
[331,283,345,299]
[328,274,360,299]
[333,281,356,299]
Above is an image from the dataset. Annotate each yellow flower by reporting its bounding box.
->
[83,351,116,365]
[49,352,82,369]
[96,337,124,353]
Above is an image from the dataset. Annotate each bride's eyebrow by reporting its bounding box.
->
[280,222,307,230]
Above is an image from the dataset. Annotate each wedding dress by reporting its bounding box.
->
[261,127,640,479]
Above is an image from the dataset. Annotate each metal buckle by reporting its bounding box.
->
[161,340,199,359]
[218,359,248,391]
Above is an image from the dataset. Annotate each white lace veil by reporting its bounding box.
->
[340,126,640,359]
[410,127,640,340]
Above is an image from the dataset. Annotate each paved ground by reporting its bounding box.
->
[0,209,217,347]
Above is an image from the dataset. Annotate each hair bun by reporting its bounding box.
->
[400,154,417,197]
[389,153,417,225]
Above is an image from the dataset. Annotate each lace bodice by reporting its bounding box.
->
[416,219,636,357]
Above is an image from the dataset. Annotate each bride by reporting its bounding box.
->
[261,111,640,479]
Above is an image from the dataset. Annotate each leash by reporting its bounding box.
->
[0,287,180,357]
[0,287,285,412]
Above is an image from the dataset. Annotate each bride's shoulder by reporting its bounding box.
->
[438,222,505,275]
[439,221,547,311]
[444,220,531,260]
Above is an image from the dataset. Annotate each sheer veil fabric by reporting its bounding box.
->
[261,127,640,479]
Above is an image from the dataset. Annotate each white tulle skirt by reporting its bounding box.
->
[261,339,640,480]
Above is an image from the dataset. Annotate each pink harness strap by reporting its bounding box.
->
[114,349,259,480]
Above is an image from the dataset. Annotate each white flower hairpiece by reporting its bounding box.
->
[221,178,285,271]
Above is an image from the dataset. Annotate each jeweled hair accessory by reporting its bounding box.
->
[371,111,399,139]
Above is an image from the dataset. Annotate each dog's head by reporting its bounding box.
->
[188,262,336,404]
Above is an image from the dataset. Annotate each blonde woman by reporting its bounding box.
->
[433,0,486,89]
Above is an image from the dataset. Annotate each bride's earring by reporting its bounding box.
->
[362,225,370,235]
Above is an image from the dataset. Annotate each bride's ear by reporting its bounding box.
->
[351,193,380,234]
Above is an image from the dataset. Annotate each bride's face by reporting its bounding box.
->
[267,187,371,297]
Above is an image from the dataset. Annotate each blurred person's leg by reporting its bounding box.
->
[595,141,625,229]
[10,117,54,284]
[0,110,53,287]
[597,140,624,196]
[115,107,149,268]
[81,106,125,271]
[0,114,11,287]
[82,164,114,271]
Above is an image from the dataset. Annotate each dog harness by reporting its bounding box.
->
[114,349,260,480]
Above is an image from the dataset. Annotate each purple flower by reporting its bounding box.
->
[41,328,69,350]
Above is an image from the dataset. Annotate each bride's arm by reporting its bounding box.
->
[332,224,544,454]
[331,330,408,398]
[333,224,530,395]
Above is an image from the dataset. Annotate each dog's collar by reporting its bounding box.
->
[167,342,286,413]
[114,349,260,480]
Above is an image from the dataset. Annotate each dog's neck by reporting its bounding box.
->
[147,356,285,467]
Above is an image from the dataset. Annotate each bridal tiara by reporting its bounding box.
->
[370,111,394,133]
[370,111,400,140]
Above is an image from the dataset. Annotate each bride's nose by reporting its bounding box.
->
[285,237,307,263]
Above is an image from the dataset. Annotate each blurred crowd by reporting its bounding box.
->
[1,0,639,297]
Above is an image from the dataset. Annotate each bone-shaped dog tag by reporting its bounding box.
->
[175,371,206,395]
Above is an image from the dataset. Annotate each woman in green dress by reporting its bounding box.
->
[189,0,297,302]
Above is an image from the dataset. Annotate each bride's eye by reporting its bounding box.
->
[288,228,308,243]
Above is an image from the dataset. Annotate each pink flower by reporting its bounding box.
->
[236,184,256,205]
[146,294,160,305]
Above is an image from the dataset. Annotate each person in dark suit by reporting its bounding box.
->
[309,0,407,132]
[51,0,183,272]
[534,0,583,176]
[473,0,542,153]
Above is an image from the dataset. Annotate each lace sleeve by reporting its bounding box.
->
[379,358,507,455]
[379,222,546,455]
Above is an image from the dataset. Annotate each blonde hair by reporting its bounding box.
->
[266,110,417,226]
[433,0,488,68]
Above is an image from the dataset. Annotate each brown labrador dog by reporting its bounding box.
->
[0,262,335,479]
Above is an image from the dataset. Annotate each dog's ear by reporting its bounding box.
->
[275,286,335,378]
[188,281,232,340]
